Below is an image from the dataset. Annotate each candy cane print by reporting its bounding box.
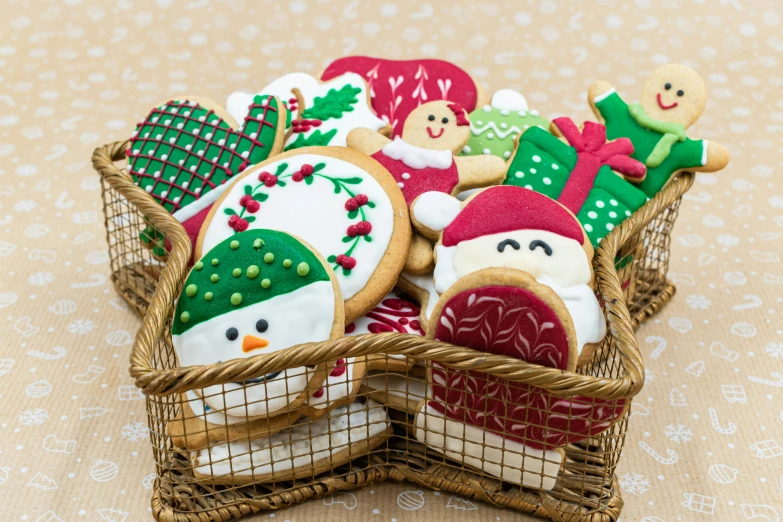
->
[646,335,667,359]
[27,346,67,361]
[708,407,737,435]
[638,440,679,465]
[748,372,783,387]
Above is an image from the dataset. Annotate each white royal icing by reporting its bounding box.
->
[399,271,439,323]
[307,357,359,410]
[365,372,429,401]
[411,191,462,233]
[193,400,389,478]
[536,276,606,355]
[593,87,617,104]
[171,179,230,224]
[184,390,248,425]
[490,89,530,112]
[381,138,453,170]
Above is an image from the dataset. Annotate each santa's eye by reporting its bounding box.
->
[664,83,672,90]
[497,239,521,252]
[256,319,268,333]
[428,114,435,121]
[677,89,684,97]
[529,240,553,256]
[226,327,239,341]
[441,117,449,124]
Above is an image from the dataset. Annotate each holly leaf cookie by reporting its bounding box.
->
[128,95,288,253]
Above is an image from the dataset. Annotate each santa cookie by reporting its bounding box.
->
[588,63,730,197]
[460,89,549,160]
[127,95,288,256]
[171,229,343,419]
[227,72,390,150]
[321,56,486,137]
[414,269,626,489]
[411,186,606,362]
[196,147,410,322]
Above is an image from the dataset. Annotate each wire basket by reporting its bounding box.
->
[94,141,695,522]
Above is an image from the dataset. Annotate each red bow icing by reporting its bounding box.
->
[447,102,470,126]
[552,117,646,215]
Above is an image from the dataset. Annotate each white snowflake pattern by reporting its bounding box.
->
[19,408,48,426]
[13,200,36,212]
[769,195,783,209]
[121,421,150,442]
[717,234,740,247]
[66,319,95,335]
[765,342,783,359]
[686,294,711,310]
[27,272,54,286]
[664,423,693,444]
[619,472,650,495]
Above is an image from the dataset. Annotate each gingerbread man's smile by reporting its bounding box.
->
[427,126,445,138]
[656,92,678,110]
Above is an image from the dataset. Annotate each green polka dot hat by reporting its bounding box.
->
[172,230,330,335]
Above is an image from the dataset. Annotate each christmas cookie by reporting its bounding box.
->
[127,95,288,255]
[171,229,343,418]
[411,186,606,360]
[395,271,439,328]
[227,72,390,150]
[460,89,549,160]
[588,63,730,196]
[197,147,410,322]
[192,400,391,485]
[507,118,648,246]
[362,367,429,414]
[302,356,367,419]
[414,269,626,489]
[321,56,486,137]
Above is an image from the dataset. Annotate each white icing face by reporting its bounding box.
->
[434,230,591,293]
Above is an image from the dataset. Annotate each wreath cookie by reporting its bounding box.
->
[197,147,410,322]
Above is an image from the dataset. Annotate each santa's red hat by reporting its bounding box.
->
[442,186,585,247]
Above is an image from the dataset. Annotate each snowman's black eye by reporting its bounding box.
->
[497,239,521,252]
[441,117,449,124]
[428,114,435,121]
[677,89,684,97]
[664,83,672,90]
[226,327,238,341]
[529,240,553,256]
[256,319,268,333]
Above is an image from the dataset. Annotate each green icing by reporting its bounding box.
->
[247,265,260,279]
[180,311,190,323]
[301,84,361,121]
[283,259,292,268]
[460,104,550,160]
[185,284,197,297]
[232,268,241,277]
[230,240,240,250]
[284,128,338,151]
[264,253,274,264]
[194,261,204,271]
[505,127,648,246]
[628,103,686,168]
[595,91,705,196]
[172,229,330,335]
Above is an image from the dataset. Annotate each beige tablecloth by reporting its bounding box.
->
[2,0,782,520]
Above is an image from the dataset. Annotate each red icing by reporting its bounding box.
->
[329,359,347,378]
[442,186,585,247]
[447,102,469,126]
[429,286,625,450]
[426,126,445,139]
[656,93,678,110]
[180,204,215,263]
[321,56,479,137]
[344,295,426,336]
[370,149,459,206]
[552,118,646,215]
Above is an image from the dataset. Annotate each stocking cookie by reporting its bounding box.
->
[411,186,606,361]
[414,269,626,489]
[171,229,343,418]
[197,147,410,322]
[507,118,648,246]
[322,56,486,137]
[127,95,288,255]
[227,72,390,150]
[588,63,730,196]
[460,89,549,160]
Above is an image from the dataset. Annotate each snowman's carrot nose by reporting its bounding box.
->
[242,335,269,353]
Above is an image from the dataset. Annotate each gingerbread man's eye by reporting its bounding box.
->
[441,117,449,124]
[664,83,672,90]
[677,89,684,97]
[428,114,435,121]
[226,327,239,341]
[529,240,553,256]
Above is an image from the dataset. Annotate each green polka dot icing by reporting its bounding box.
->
[230,240,240,250]
[264,253,274,264]
[211,258,219,266]
[283,259,292,268]
[171,230,331,335]
[232,268,241,277]
[505,126,648,246]
[459,89,550,160]
[194,261,204,271]
[185,284,198,297]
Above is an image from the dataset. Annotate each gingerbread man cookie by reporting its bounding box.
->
[588,63,730,196]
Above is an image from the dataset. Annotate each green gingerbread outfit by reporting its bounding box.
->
[594,90,707,197]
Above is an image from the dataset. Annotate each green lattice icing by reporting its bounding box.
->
[505,127,649,246]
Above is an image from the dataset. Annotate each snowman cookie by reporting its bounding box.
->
[588,63,729,197]
[413,269,627,489]
[196,147,410,322]
[460,89,549,160]
[171,229,343,419]
[127,95,288,256]
[411,186,606,363]
[227,72,390,150]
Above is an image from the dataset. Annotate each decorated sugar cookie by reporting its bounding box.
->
[127,95,288,254]
[395,271,439,328]
[227,72,390,150]
[322,56,485,137]
[302,356,367,419]
[588,63,730,196]
[171,229,343,418]
[197,147,410,322]
[411,186,606,359]
[507,118,648,246]
[460,89,549,160]
[414,269,626,489]
[192,400,391,485]
[362,367,429,414]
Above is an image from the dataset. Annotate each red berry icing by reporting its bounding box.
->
[347,225,358,237]
[245,200,260,213]
[300,164,314,176]
[292,172,304,182]
[345,198,359,211]
[355,221,372,235]
[355,194,369,205]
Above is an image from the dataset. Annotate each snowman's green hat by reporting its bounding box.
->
[172,230,330,335]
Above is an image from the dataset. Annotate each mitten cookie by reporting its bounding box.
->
[171,229,343,418]
[127,95,288,255]
[588,63,730,196]
[227,72,390,150]
[197,147,411,322]
[414,269,626,489]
